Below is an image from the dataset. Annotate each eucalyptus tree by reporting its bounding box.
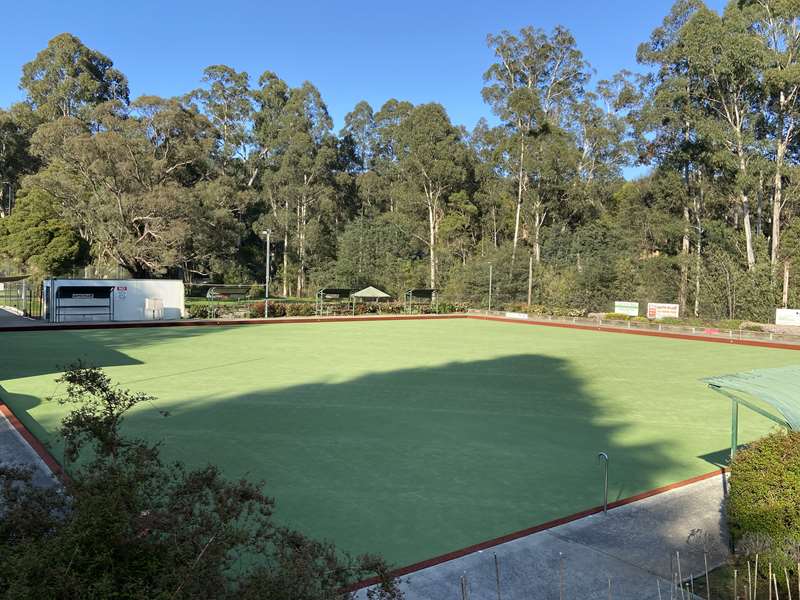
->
[341,100,378,172]
[20,33,129,121]
[26,97,218,277]
[677,3,767,270]
[0,108,38,218]
[483,25,590,266]
[390,103,473,288]
[637,0,708,311]
[470,118,513,250]
[252,74,338,295]
[187,65,254,178]
[740,0,800,266]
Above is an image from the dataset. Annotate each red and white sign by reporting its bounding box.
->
[647,303,680,320]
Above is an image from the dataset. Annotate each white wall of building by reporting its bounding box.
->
[44,279,185,322]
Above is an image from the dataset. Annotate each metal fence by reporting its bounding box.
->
[0,280,42,319]
[470,310,800,347]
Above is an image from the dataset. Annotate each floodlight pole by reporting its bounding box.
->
[261,230,271,318]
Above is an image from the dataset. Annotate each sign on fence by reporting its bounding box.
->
[505,311,528,320]
[647,303,680,320]
[613,301,639,317]
[776,308,800,327]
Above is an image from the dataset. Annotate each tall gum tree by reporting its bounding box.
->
[679,3,766,270]
[20,33,129,121]
[391,103,471,289]
[483,26,590,267]
[252,74,337,295]
[637,0,706,312]
[742,0,800,267]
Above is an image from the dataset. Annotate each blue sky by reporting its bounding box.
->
[2,0,725,176]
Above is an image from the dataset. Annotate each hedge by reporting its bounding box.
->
[727,430,800,573]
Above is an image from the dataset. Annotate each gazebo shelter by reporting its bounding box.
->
[705,366,800,459]
[352,286,392,302]
[315,287,353,316]
[404,288,437,313]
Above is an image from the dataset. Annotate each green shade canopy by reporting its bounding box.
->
[705,365,800,430]
[0,275,27,283]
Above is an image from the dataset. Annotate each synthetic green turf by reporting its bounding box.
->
[1,319,798,567]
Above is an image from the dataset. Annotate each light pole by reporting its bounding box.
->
[488,262,493,313]
[260,230,271,318]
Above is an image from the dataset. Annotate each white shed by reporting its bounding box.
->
[43,279,185,323]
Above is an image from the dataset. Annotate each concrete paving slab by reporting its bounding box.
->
[0,408,58,488]
[357,474,726,600]
[0,306,30,326]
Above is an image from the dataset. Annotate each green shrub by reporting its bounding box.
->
[285,302,316,317]
[187,303,212,319]
[656,317,683,325]
[605,313,632,321]
[727,430,800,573]
[248,301,287,318]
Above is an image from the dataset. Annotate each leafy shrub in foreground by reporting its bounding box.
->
[727,430,800,574]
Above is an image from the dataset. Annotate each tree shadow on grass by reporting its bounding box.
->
[108,353,687,568]
[0,326,232,381]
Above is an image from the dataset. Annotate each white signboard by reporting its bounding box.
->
[776,308,800,327]
[613,301,639,317]
[505,311,528,320]
[647,303,680,320]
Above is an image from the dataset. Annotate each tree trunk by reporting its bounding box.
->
[736,142,756,270]
[533,207,541,264]
[772,144,785,266]
[511,137,525,267]
[282,229,289,297]
[678,204,690,314]
[783,260,790,309]
[527,254,533,308]
[693,188,703,318]
[427,201,436,288]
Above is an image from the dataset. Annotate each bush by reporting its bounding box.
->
[248,301,287,318]
[604,313,632,321]
[285,302,316,317]
[187,303,212,319]
[727,430,800,573]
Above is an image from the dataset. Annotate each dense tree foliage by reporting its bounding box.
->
[4,10,800,320]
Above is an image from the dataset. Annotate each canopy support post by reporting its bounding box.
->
[731,398,739,460]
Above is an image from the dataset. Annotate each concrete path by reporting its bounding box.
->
[0,407,58,488]
[0,306,32,327]
[358,474,728,600]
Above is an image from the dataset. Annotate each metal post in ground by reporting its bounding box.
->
[459,573,470,600]
[494,553,501,600]
[598,452,609,514]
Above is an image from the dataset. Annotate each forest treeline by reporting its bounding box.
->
[3,0,800,321]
